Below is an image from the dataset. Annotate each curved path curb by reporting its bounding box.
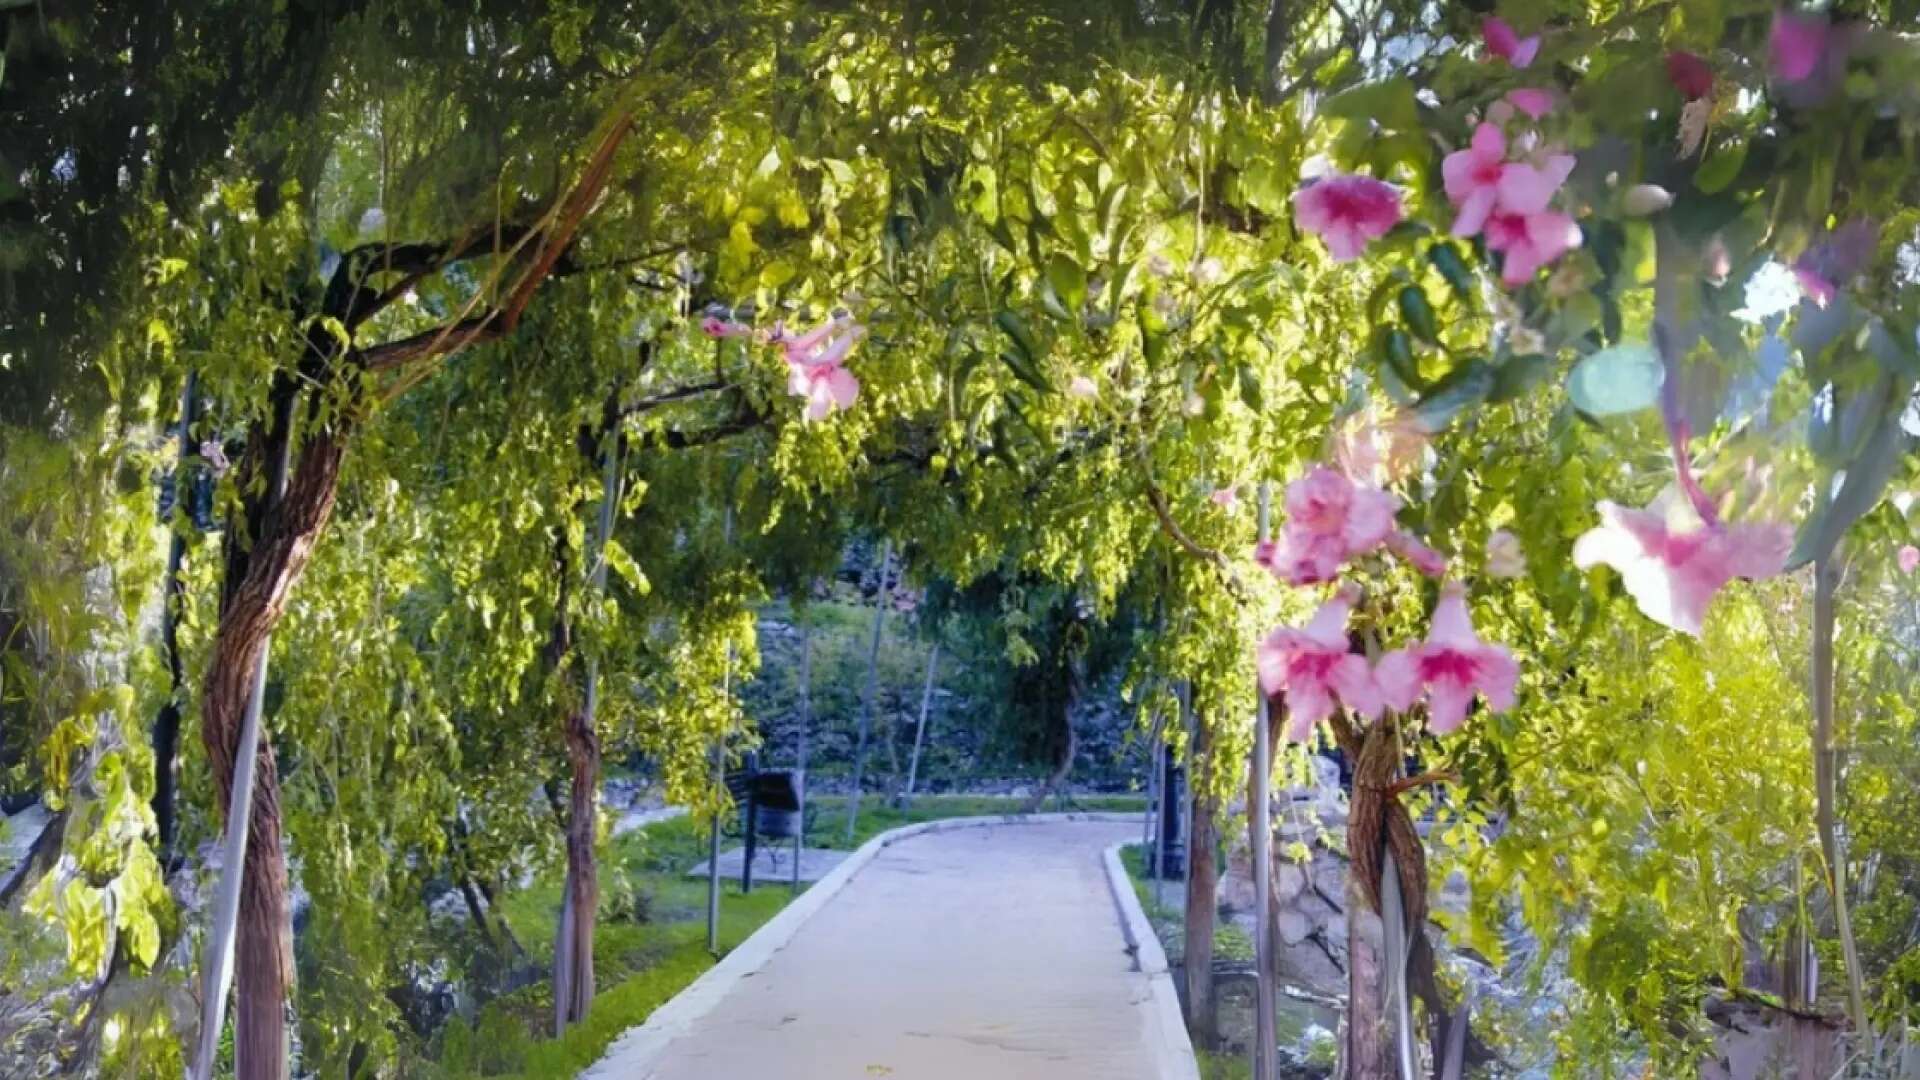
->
[584,811,1197,1079]
[1102,842,1204,1080]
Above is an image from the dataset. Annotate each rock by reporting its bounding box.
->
[1274,862,1307,903]
[1312,863,1345,902]
[1325,914,1348,947]
[1275,936,1346,996]
[1276,908,1312,946]
[1218,865,1257,917]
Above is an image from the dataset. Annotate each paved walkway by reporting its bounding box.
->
[600,819,1168,1080]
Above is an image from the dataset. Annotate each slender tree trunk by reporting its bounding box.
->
[1183,715,1218,1048]
[553,411,621,1035]
[1811,558,1868,1031]
[554,707,600,1028]
[899,643,939,807]
[844,540,892,843]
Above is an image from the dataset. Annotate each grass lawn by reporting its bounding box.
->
[429,794,1144,1077]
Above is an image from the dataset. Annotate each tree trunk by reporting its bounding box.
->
[553,408,621,1034]
[795,612,812,777]
[1343,859,1390,1079]
[554,708,600,1029]
[199,397,352,1080]
[1183,717,1218,1047]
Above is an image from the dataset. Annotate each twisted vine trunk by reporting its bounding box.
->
[201,420,351,1080]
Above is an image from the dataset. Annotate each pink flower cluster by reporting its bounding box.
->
[701,311,865,422]
[1444,122,1580,285]
[1258,583,1518,741]
[1252,464,1518,742]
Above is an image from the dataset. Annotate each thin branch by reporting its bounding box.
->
[617,380,730,420]
[1143,478,1247,603]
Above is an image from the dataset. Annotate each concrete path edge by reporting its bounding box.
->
[1101,843,1203,1080]
[583,811,1150,1079]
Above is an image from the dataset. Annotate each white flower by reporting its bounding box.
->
[1067,375,1099,400]
[1485,529,1527,578]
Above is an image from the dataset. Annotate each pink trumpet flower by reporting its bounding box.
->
[787,360,861,423]
[1257,587,1384,741]
[1505,88,1557,119]
[1291,174,1404,262]
[1572,491,1792,637]
[1376,583,1519,735]
[1386,530,1448,578]
[1484,209,1581,285]
[1255,532,1348,588]
[1793,218,1877,308]
[779,315,865,421]
[1483,17,1541,68]
[1899,545,1920,575]
[1770,7,1829,83]
[1210,486,1240,512]
[1286,466,1400,556]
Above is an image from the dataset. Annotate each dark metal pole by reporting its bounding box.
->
[844,539,892,845]
[154,371,196,867]
[1252,483,1278,1080]
[794,610,811,896]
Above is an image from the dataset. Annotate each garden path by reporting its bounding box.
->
[590,818,1171,1079]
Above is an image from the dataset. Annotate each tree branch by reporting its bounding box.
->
[617,380,731,420]
[351,112,636,377]
[1144,479,1247,602]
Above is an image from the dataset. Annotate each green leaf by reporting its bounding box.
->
[1411,360,1495,433]
[1237,362,1265,413]
[1569,342,1664,416]
[1489,354,1553,403]
[1045,254,1087,314]
[1787,397,1913,568]
[602,538,651,596]
[995,309,1041,363]
[1694,140,1746,195]
[1320,77,1421,132]
[1426,242,1474,303]
[1397,286,1439,345]
[1373,327,1420,390]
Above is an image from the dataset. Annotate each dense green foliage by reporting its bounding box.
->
[3,0,1919,1076]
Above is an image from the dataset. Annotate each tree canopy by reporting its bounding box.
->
[3,0,1919,1076]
